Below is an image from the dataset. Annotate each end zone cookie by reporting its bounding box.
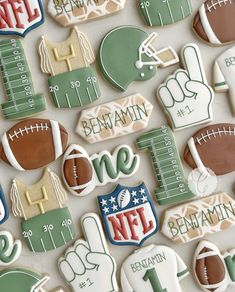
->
[193,0,235,46]
[48,0,126,26]
[99,26,179,91]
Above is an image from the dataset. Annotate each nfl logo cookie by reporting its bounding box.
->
[98,183,158,246]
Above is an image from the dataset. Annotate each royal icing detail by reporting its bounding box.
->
[0,231,22,266]
[63,144,140,197]
[214,46,235,115]
[0,268,63,291]
[76,94,153,143]
[58,213,118,292]
[136,125,195,205]
[184,123,235,175]
[10,169,75,253]
[0,0,44,37]
[194,240,235,292]
[0,185,8,225]
[98,183,158,246]
[48,0,126,27]
[121,244,189,292]
[0,118,68,171]
[139,0,192,26]
[193,0,235,46]
[161,192,235,244]
[157,43,214,131]
[99,26,179,91]
[0,38,45,120]
[39,26,100,109]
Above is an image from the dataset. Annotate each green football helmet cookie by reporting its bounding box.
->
[99,26,179,91]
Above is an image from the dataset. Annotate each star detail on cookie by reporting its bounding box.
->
[109,196,116,204]
[100,198,107,206]
[139,188,145,195]
[103,207,109,214]
[131,190,137,197]
[141,195,148,203]
[111,204,118,211]
[133,198,140,205]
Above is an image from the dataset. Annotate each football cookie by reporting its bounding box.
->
[157,43,214,131]
[0,231,22,266]
[136,125,195,205]
[161,192,235,244]
[0,185,9,225]
[0,118,68,171]
[121,244,189,292]
[139,0,192,26]
[0,0,44,37]
[39,26,100,108]
[184,123,235,175]
[0,38,46,120]
[193,0,235,46]
[98,183,158,246]
[58,213,118,292]
[214,46,235,115]
[76,93,153,143]
[99,26,179,91]
[194,240,235,292]
[10,168,75,253]
[48,0,126,26]
[62,144,140,197]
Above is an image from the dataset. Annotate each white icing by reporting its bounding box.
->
[50,120,63,160]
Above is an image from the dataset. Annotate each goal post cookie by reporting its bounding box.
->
[58,213,118,292]
[10,168,75,253]
[39,26,100,108]
[0,39,46,120]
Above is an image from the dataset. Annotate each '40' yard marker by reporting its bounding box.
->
[136,125,195,205]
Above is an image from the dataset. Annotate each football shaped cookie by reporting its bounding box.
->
[184,123,235,175]
[193,0,235,46]
[0,119,68,171]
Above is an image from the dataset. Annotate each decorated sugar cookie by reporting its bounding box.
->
[157,43,214,131]
[184,123,235,175]
[0,118,68,171]
[139,0,192,26]
[0,0,44,37]
[0,185,9,225]
[39,26,100,108]
[10,169,75,253]
[193,0,235,46]
[0,39,46,120]
[63,144,140,197]
[99,26,179,91]
[48,0,126,27]
[136,125,195,205]
[0,268,63,292]
[161,192,235,244]
[76,94,153,143]
[0,231,22,266]
[194,240,235,292]
[98,183,158,246]
[58,213,118,292]
[214,46,235,115]
[121,244,189,292]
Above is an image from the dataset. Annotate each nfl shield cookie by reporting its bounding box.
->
[98,183,158,246]
[0,0,44,37]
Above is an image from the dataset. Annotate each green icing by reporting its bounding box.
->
[225,255,235,282]
[99,26,157,91]
[0,39,46,120]
[22,207,75,253]
[48,67,100,108]
[139,0,192,26]
[143,268,167,292]
[136,125,195,205]
[0,234,19,264]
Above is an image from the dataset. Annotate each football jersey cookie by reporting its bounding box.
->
[139,0,192,26]
[0,38,46,120]
[10,169,75,253]
[184,123,235,175]
[0,0,44,37]
[39,26,100,108]
[121,244,189,292]
[99,26,179,91]
[0,118,68,171]
[48,0,126,26]
[193,0,235,46]
[157,43,214,131]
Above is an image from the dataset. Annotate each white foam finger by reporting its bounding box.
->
[166,78,185,102]
[82,213,108,254]
[66,251,85,275]
[59,259,76,282]
[175,70,194,97]
[75,241,95,269]
[181,44,207,84]
[158,86,174,107]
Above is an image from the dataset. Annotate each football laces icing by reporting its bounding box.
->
[206,0,232,12]
[8,123,49,141]
[195,126,235,145]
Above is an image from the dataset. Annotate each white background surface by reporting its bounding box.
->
[1,0,235,291]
